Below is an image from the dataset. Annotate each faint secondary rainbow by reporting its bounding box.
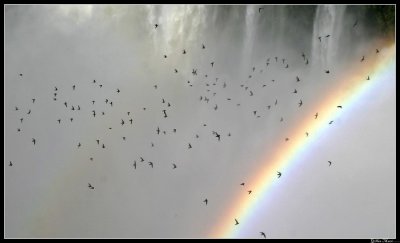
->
[211,42,395,238]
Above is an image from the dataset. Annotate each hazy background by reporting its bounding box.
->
[4,5,395,238]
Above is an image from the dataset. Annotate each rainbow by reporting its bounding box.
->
[211,42,396,238]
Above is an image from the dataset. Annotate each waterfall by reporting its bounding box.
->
[311,5,346,70]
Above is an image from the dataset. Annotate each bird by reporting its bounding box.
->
[162,98,165,103]
[121,119,125,126]
[248,190,252,194]
[203,199,208,205]
[174,69,178,73]
[293,89,297,93]
[240,183,245,186]
[235,219,239,225]
[315,112,318,119]
[133,161,137,169]
[148,162,153,168]
[70,117,73,122]
[93,79,96,83]
[57,119,61,124]
[328,161,332,166]
[188,143,192,149]
[32,98,35,103]
[17,128,21,132]
[277,171,282,178]
[55,86,58,91]
[298,100,303,107]
[337,105,342,108]
[19,73,23,76]
[285,64,289,68]
[296,76,300,82]
[140,157,144,162]
[123,137,126,141]
[72,85,75,90]
[353,20,358,28]
[102,144,105,149]
[117,89,120,93]
[99,84,103,88]
[71,106,75,111]
[129,119,133,124]
[275,56,278,62]
[329,120,334,124]
[15,106,19,111]
[267,105,271,110]
[78,106,80,110]
[376,49,380,54]
[259,7,264,13]
[325,70,330,74]
[88,183,94,189]
[183,49,186,54]
[9,161,12,166]
[192,69,197,75]
[202,44,205,49]
[173,128,176,133]
[306,59,309,65]
[32,138,36,145]
[215,132,221,141]
[302,52,306,60]
[154,24,158,29]
[285,138,289,141]
[275,99,278,105]
[151,142,154,147]
[172,163,177,169]
[367,76,370,80]
[156,127,160,135]
[90,157,93,161]
[162,110,167,118]
[64,102,67,107]
[253,111,257,116]
[78,142,81,148]
[280,117,284,122]
[250,91,254,96]
[325,34,330,38]
[20,118,23,123]
[96,139,100,145]
[92,100,95,105]
[361,56,365,62]
[306,132,309,137]
[260,232,266,239]
[318,36,322,42]
[211,62,214,67]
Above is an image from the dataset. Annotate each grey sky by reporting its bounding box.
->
[5,5,395,238]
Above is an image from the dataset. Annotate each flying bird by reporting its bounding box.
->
[337,105,342,108]
[88,183,94,189]
[121,119,125,126]
[235,219,239,225]
[240,183,245,186]
[315,112,318,119]
[78,142,81,148]
[140,157,145,162]
[277,171,282,178]
[204,199,208,205]
[117,89,120,93]
[293,89,297,93]
[275,99,278,105]
[306,59,309,65]
[172,163,177,169]
[318,36,322,42]
[328,161,332,166]
[19,73,23,76]
[202,44,205,49]
[32,138,36,145]
[325,70,330,74]
[353,20,358,28]
[162,110,167,118]
[188,143,192,149]
[183,49,186,54]
[96,139,100,145]
[133,161,137,169]
[259,7,264,13]
[72,85,75,90]
[376,49,380,53]
[156,127,160,135]
[148,162,153,168]
[32,98,35,103]
[298,100,303,107]
[248,190,252,194]
[361,56,365,62]
[20,118,23,123]
[329,120,334,124]
[163,55,167,58]
[174,69,178,73]
[367,76,370,80]
[285,64,289,68]
[325,34,330,38]
[211,62,214,67]
[9,161,12,166]
[306,132,309,137]
[154,24,158,29]
[57,119,61,124]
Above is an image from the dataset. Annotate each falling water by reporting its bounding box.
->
[311,5,347,70]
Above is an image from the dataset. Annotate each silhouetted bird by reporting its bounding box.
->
[214,104,218,110]
[93,80,96,83]
[280,117,284,122]
[250,90,254,96]
[32,98,35,103]
[19,73,23,76]
[204,199,208,205]
[277,171,282,178]
[73,85,75,90]
[15,106,19,111]
[164,55,167,58]
[92,100,95,105]
[275,56,278,62]
[129,119,133,124]
[285,64,289,68]
[248,190,252,194]
[102,144,105,149]
[328,161,332,166]
[318,36,322,42]
[306,59,309,65]
[296,76,300,82]
[121,119,125,126]
[163,110,167,118]
[154,24,158,29]
[174,69,178,73]
[275,99,278,105]
[302,52,306,60]
[367,76,370,80]
[96,139,99,145]
[361,56,365,62]
[293,89,297,93]
[140,157,144,162]
[326,34,330,38]
[88,183,94,189]
[27,109,31,114]
[70,117,73,122]
[202,44,205,49]
[376,49,380,54]
[306,132,309,137]
[211,62,214,67]
[298,100,303,107]
[156,127,160,135]
[188,143,192,149]
[235,219,239,225]
[32,138,36,145]
[183,49,186,54]
[78,143,81,148]
[337,105,342,108]
[148,162,153,168]
[315,112,318,119]
[17,128,21,132]
[9,161,12,166]
[57,119,61,124]
[325,70,330,74]
[99,84,103,88]
[260,232,266,239]
[240,183,245,186]
[133,161,136,169]
[329,120,334,124]
[172,163,177,169]
[117,89,120,93]
[64,102,67,107]
[285,138,289,141]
